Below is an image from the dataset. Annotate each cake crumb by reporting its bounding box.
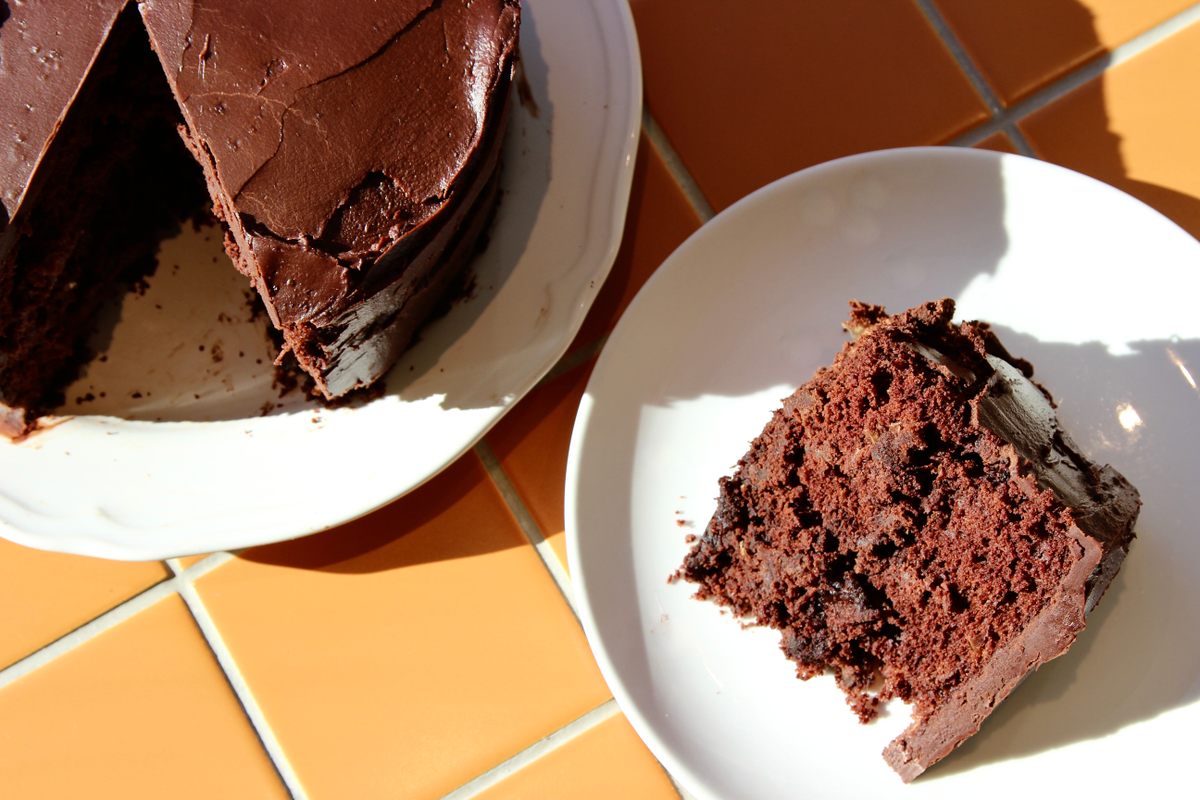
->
[516,62,540,117]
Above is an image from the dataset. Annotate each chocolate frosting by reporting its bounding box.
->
[0,0,126,221]
[139,0,520,394]
[899,304,1140,555]
[140,1,517,274]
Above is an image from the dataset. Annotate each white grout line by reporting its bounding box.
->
[913,0,1004,115]
[536,334,606,388]
[441,700,621,799]
[0,553,235,689]
[951,1,1200,147]
[0,575,179,690]
[641,109,716,222]
[169,560,309,800]
[948,56,1112,147]
[913,0,1039,156]
[1095,1,1200,70]
[474,441,576,613]
[167,550,238,580]
[1000,124,1039,158]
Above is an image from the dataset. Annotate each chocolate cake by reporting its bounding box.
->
[0,0,520,438]
[676,300,1139,781]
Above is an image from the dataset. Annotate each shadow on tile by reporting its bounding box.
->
[236,454,523,573]
[1016,16,1200,237]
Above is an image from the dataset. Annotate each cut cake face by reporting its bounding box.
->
[676,299,1139,781]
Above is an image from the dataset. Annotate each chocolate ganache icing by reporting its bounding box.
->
[141,0,521,396]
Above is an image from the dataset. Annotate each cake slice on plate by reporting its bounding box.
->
[677,299,1139,780]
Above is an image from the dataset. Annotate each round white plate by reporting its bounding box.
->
[0,0,641,560]
[567,147,1200,798]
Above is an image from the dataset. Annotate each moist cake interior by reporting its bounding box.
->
[0,5,203,436]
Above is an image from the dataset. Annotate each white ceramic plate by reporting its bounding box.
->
[0,0,641,560]
[567,147,1200,798]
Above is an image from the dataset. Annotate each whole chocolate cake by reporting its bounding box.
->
[676,299,1139,781]
[0,0,520,438]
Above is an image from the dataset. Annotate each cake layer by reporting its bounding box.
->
[0,3,202,437]
[677,300,1139,781]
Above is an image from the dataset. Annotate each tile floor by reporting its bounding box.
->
[3,1,1200,796]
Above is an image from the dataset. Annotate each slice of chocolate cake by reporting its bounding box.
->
[676,299,1139,781]
[0,0,519,437]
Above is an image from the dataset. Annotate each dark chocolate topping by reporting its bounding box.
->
[140,0,520,396]
[0,0,126,220]
[140,0,518,263]
[852,299,1140,551]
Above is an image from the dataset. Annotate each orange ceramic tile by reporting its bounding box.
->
[569,133,701,352]
[973,132,1019,154]
[476,713,678,800]
[1020,20,1200,238]
[0,537,168,669]
[934,0,1193,104]
[0,594,286,798]
[486,359,596,572]
[195,453,610,799]
[630,0,987,211]
[174,554,211,570]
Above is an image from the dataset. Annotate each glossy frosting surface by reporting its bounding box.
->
[140,0,518,262]
[0,0,127,221]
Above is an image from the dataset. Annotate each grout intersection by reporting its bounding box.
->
[168,558,307,799]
